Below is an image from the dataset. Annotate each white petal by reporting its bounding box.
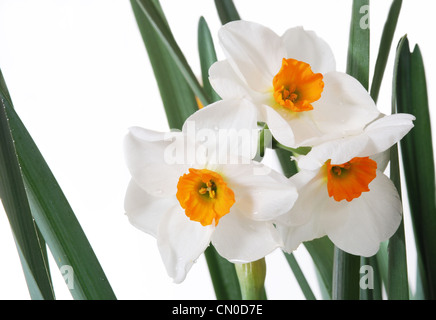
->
[324,171,403,257]
[182,99,258,162]
[310,72,380,141]
[371,149,390,173]
[297,113,415,170]
[211,209,283,263]
[157,204,214,283]
[360,113,415,156]
[297,134,370,170]
[281,26,336,74]
[124,180,176,237]
[275,168,338,253]
[208,60,268,103]
[258,104,297,147]
[124,127,188,197]
[275,169,327,227]
[218,20,285,92]
[222,162,298,221]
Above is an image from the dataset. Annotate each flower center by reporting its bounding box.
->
[176,168,235,226]
[272,58,324,112]
[325,157,377,202]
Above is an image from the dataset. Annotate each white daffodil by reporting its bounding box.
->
[209,20,380,148]
[276,113,415,257]
[124,99,298,283]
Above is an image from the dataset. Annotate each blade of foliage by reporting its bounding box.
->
[204,246,242,300]
[198,16,221,103]
[387,144,409,299]
[0,77,54,300]
[214,0,241,25]
[360,256,382,300]
[283,252,316,300]
[134,0,209,107]
[333,0,370,300]
[131,0,198,129]
[197,15,242,300]
[1,74,116,300]
[370,0,402,103]
[332,249,361,300]
[304,237,335,300]
[396,36,436,299]
[385,35,410,299]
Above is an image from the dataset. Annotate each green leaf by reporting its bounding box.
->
[214,0,241,25]
[131,0,198,130]
[133,0,210,108]
[387,145,409,299]
[198,17,221,104]
[396,36,436,299]
[333,0,370,300]
[346,0,370,88]
[385,35,410,300]
[283,252,316,300]
[304,237,335,300]
[1,73,116,300]
[204,246,242,300]
[332,249,361,300]
[360,256,383,300]
[0,75,54,300]
[370,0,402,103]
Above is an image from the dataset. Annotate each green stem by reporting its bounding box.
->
[234,258,267,300]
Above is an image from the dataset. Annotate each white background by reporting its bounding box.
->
[0,0,434,300]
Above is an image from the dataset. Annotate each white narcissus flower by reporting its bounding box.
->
[275,113,415,257]
[124,99,298,283]
[209,20,380,148]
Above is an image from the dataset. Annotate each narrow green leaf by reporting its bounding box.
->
[198,17,221,104]
[360,256,383,300]
[385,35,410,299]
[131,0,198,130]
[333,0,370,300]
[0,84,54,300]
[396,37,436,299]
[346,0,370,90]
[214,0,241,25]
[134,0,210,107]
[204,246,242,300]
[1,76,116,300]
[332,249,361,300]
[387,143,409,299]
[283,252,316,300]
[304,237,334,300]
[375,241,389,292]
[370,0,402,103]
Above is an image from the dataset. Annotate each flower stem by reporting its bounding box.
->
[234,258,267,300]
